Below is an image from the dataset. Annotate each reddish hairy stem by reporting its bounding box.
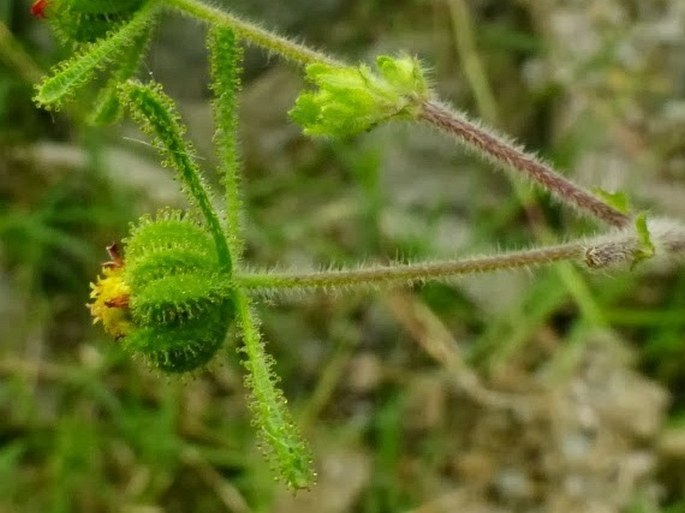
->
[420,99,631,228]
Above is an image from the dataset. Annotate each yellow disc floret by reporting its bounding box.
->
[88,265,131,339]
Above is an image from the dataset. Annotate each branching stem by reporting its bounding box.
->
[420,99,632,228]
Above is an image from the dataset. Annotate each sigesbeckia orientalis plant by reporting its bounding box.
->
[31,0,685,491]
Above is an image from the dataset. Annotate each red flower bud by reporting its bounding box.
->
[31,0,48,18]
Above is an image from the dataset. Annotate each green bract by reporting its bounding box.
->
[632,213,656,268]
[34,0,159,112]
[122,212,234,373]
[289,54,430,137]
[46,0,146,43]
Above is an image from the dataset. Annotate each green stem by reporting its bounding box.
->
[164,0,341,67]
[208,27,245,263]
[237,242,584,292]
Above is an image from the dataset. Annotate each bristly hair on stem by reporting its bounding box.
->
[236,243,585,294]
[288,54,631,229]
[208,26,245,263]
[165,0,340,67]
[235,217,685,296]
[419,99,632,228]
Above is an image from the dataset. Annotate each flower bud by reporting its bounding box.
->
[289,54,430,138]
[88,211,234,373]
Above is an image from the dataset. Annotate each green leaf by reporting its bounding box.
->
[593,188,631,214]
[632,212,655,268]
[234,290,315,490]
[34,0,159,110]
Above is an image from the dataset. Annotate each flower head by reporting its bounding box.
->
[86,214,234,373]
[88,259,131,339]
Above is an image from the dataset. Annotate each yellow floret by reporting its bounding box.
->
[87,266,132,339]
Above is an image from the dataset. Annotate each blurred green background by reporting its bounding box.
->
[2,0,685,511]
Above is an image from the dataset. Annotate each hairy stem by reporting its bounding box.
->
[420,99,631,228]
[208,27,245,263]
[165,0,341,67]
[237,243,584,292]
[35,0,160,109]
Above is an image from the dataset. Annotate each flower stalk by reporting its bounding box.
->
[165,0,340,67]
[419,99,632,228]
[237,243,585,293]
